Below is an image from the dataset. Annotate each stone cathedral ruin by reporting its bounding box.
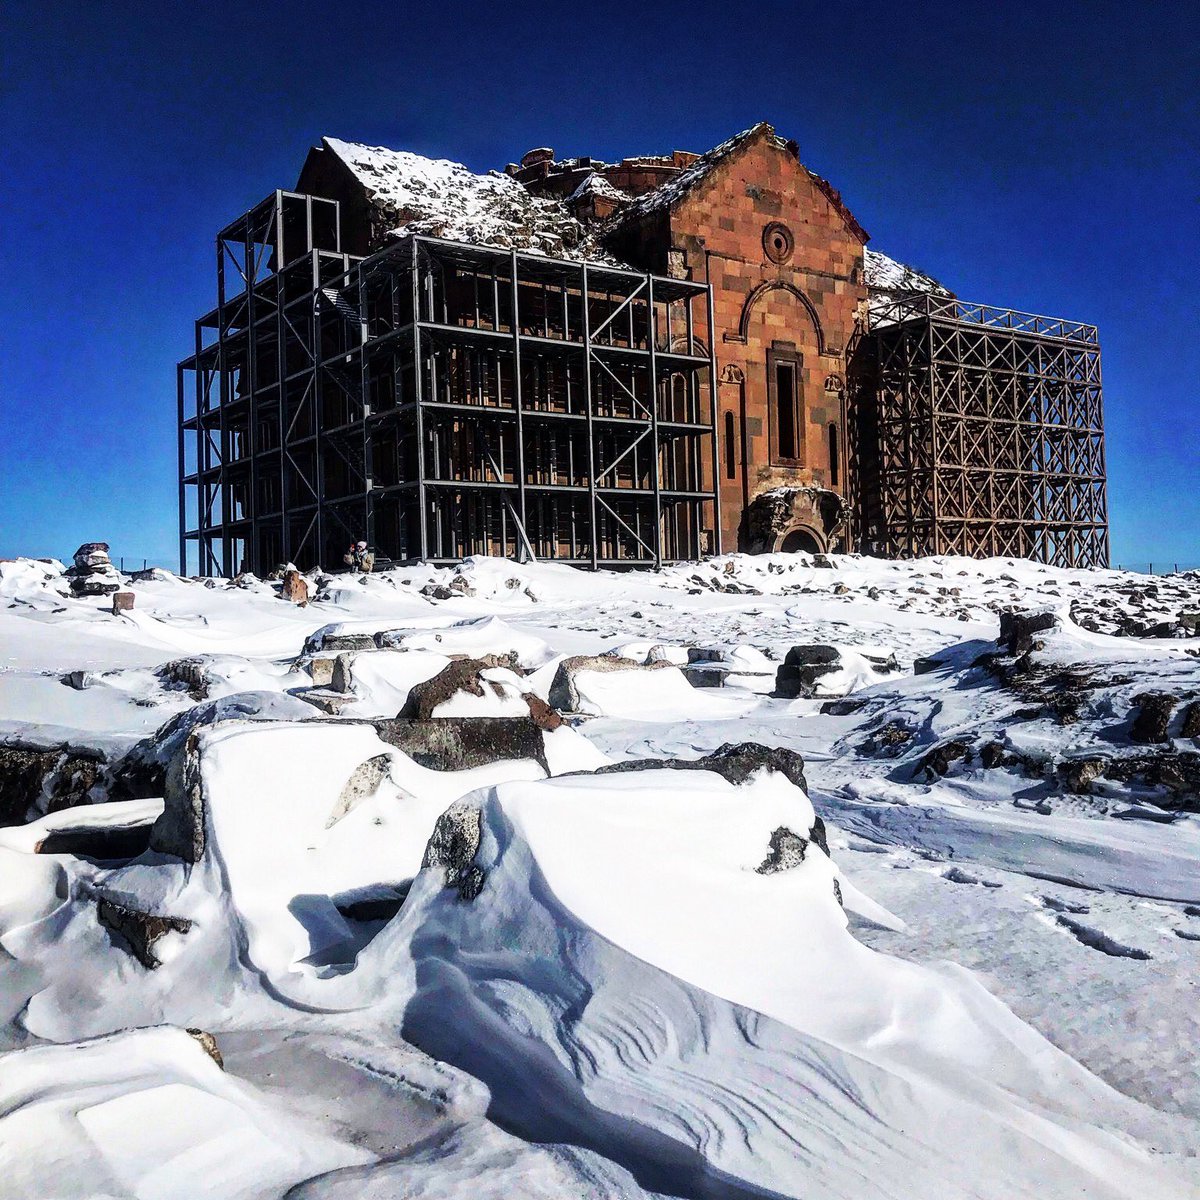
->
[178,123,1108,575]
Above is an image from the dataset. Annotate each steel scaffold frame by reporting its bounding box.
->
[179,195,719,576]
[847,291,1109,569]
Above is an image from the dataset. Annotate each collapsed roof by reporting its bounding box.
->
[863,248,950,295]
[317,131,934,289]
[320,137,613,262]
[598,122,869,244]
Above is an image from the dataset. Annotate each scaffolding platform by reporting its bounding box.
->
[179,191,719,575]
[848,291,1109,568]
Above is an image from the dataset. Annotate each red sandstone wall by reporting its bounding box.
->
[667,131,867,551]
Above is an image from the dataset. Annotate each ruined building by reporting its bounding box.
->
[178,123,1108,574]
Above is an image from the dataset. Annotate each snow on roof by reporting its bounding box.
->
[864,248,950,295]
[323,137,617,262]
[602,124,765,228]
[602,123,868,243]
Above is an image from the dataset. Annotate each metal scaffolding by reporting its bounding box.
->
[847,291,1109,568]
[179,192,719,576]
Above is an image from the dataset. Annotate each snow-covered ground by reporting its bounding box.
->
[1,551,1198,1198]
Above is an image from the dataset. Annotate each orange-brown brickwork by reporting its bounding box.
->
[668,132,865,550]
[561,125,866,551]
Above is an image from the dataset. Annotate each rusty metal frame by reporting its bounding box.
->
[179,202,719,575]
[848,291,1109,568]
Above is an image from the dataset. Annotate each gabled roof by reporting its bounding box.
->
[602,122,869,244]
[321,137,615,261]
[863,248,950,295]
[602,124,766,228]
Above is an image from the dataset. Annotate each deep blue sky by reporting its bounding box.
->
[2,1,1195,568]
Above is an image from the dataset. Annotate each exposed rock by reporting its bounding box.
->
[914,653,952,675]
[979,741,1008,769]
[998,610,1058,655]
[67,542,122,597]
[73,542,113,572]
[96,895,191,969]
[523,693,563,731]
[0,744,104,826]
[987,655,1106,727]
[1102,751,1200,810]
[280,569,309,605]
[422,801,485,900]
[914,739,972,781]
[783,645,840,667]
[309,655,337,687]
[863,651,900,674]
[327,753,394,827]
[774,645,841,699]
[374,716,549,773]
[111,591,135,614]
[330,653,356,694]
[1182,700,1200,740]
[1060,757,1108,794]
[303,630,377,655]
[37,819,154,861]
[398,656,518,720]
[594,741,808,794]
[548,654,671,713]
[1130,692,1177,745]
[295,688,357,715]
[809,814,829,856]
[756,826,807,874]
[187,1029,224,1069]
[421,574,476,601]
[148,733,206,862]
[157,657,211,700]
[70,574,121,597]
[683,664,726,689]
[859,720,913,758]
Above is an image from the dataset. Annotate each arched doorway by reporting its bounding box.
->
[778,526,823,554]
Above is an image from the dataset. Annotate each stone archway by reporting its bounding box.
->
[778,525,825,554]
[739,486,848,555]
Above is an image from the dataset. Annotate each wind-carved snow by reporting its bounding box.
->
[1,551,1199,1197]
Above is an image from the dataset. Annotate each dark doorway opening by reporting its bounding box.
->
[780,527,822,554]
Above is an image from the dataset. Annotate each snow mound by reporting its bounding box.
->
[380,764,1190,1199]
[0,1026,370,1199]
[385,615,556,668]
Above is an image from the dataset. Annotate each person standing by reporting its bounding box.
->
[343,540,375,573]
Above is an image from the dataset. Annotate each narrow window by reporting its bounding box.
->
[775,362,797,460]
[828,422,840,486]
[724,411,737,479]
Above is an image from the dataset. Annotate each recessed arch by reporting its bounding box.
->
[738,280,826,354]
[778,525,825,554]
